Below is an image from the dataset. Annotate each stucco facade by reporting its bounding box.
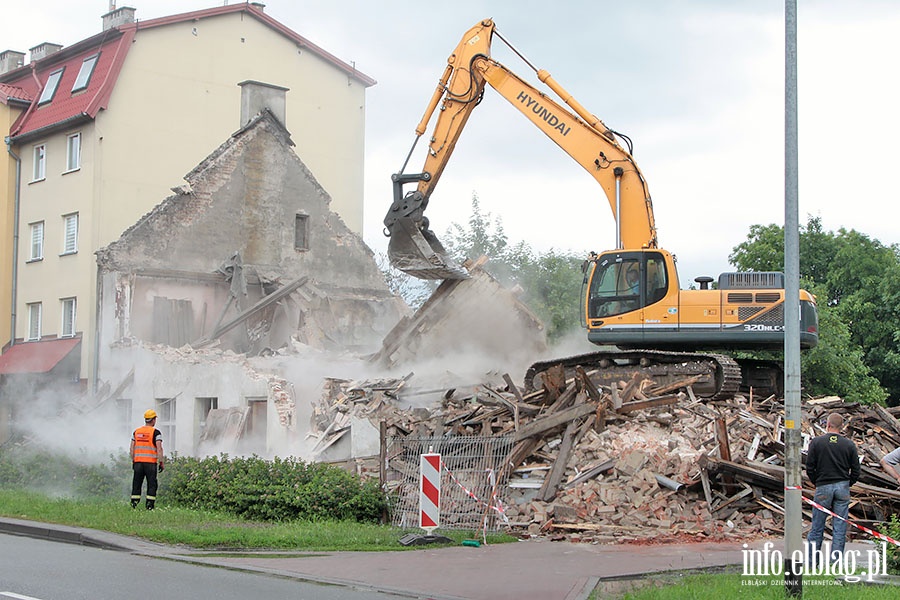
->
[0,4,374,394]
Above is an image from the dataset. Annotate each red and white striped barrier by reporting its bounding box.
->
[419,453,441,532]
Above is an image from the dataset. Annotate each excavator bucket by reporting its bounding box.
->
[387,217,469,280]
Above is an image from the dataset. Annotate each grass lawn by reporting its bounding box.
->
[592,570,900,599]
[0,488,515,551]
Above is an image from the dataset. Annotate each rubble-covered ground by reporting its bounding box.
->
[313,370,900,545]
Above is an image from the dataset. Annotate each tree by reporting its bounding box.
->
[441,195,585,342]
[799,286,887,405]
[730,216,899,405]
[375,252,435,310]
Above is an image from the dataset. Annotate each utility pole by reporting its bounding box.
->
[783,0,803,596]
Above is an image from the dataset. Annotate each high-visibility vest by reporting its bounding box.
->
[133,426,159,463]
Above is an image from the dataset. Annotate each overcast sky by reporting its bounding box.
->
[4,1,899,287]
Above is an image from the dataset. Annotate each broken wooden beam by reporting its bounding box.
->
[617,393,682,414]
[538,419,580,502]
[700,454,782,490]
[514,401,598,441]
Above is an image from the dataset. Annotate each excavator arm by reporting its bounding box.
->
[384,19,658,279]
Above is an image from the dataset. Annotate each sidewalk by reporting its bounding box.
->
[0,517,765,599]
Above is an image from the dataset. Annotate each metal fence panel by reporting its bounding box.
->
[386,435,515,531]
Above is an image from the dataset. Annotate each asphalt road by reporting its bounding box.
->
[0,533,408,600]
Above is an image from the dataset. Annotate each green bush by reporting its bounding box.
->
[882,515,900,574]
[1,449,386,524]
[160,454,387,523]
[0,448,130,498]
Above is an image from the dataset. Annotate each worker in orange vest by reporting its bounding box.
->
[130,409,165,509]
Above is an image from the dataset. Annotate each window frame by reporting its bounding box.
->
[62,213,78,255]
[29,221,44,262]
[26,302,42,341]
[156,398,177,451]
[60,297,76,337]
[71,54,99,93]
[32,143,46,181]
[294,213,309,251]
[65,132,81,172]
[38,69,64,105]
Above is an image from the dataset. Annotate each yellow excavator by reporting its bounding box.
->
[383,19,818,399]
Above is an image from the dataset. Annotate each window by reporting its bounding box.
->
[33,144,46,181]
[587,257,641,318]
[61,297,76,337]
[66,132,81,171]
[29,221,44,261]
[294,213,309,250]
[27,303,42,341]
[194,397,218,450]
[586,252,671,318]
[72,55,98,92]
[155,398,176,451]
[116,398,133,430]
[38,69,63,104]
[62,213,78,255]
[244,397,268,453]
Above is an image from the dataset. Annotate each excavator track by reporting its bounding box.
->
[524,349,743,401]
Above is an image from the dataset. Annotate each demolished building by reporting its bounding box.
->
[91,88,409,457]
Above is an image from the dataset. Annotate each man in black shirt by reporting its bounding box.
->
[805,412,860,566]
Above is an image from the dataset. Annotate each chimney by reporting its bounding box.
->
[0,50,26,74]
[29,43,63,62]
[250,2,266,12]
[238,80,289,128]
[102,6,136,31]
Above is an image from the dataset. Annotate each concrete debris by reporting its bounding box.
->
[267,378,296,430]
[312,367,900,545]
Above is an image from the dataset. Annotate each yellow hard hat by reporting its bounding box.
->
[144,409,157,420]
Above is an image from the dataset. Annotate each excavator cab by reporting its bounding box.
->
[583,251,672,322]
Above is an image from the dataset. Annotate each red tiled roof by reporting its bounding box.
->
[0,82,32,105]
[0,337,81,375]
[4,3,374,141]
[8,28,134,140]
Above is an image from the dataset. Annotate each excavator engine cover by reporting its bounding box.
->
[388,217,469,280]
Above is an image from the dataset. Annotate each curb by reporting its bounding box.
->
[0,517,133,551]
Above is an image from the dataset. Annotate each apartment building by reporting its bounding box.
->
[0,3,375,398]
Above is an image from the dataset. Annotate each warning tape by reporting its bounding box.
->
[801,494,900,548]
[440,460,509,538]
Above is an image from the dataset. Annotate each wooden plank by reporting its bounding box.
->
[619,373,644,404]
[617,393,681,414]
[645,374,702,396]
[192,275,309,347]
[538,419,579,502]
[701,455,783,490]
[713,484,754,514]
[514,402,598,441]
[747,433,762,461]
[500,437,544,480]
[576,367,603,402]
[699,467,714,515]
[874,405,900,439]
[715,416,732,462]
[565,458,617,489]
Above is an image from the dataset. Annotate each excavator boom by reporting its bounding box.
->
[384,19,657,279]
